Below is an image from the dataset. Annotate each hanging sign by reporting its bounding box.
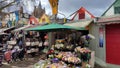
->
[99,26,104,47]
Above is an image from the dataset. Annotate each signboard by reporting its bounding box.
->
[97,16,120,23]
[99,26,104,47]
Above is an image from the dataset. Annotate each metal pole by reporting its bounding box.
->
[58,12,66,23]
[48,14,57,49]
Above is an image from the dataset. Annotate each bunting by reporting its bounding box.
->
[14,11,19,23]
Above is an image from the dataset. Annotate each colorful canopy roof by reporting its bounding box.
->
[26,23,86,32]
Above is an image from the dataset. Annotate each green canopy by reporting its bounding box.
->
[25,23,86,31]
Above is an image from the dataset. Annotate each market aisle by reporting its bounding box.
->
[0,54,107,68]
[1,63,107,68]
[0,56,40,68]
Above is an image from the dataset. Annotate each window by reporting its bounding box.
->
[114,7,120,14]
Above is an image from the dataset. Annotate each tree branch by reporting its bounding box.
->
[0,0,8,4]
[0,0,15,11]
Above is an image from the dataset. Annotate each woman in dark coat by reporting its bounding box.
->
[18,48,26,61]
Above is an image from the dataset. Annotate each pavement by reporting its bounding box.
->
[94,64,106,68]
[0,57,39,68]
[1,61,106,68]
[0,54,106,68]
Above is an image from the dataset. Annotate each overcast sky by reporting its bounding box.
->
[40,0,115,18]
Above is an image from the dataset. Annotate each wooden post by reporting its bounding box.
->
[48,15,57,49]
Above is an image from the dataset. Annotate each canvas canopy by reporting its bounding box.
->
[64,19,93,29]
[26,23,86,31]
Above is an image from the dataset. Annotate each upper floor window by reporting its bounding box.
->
[114,7,120,14]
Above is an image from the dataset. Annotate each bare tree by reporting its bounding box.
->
[0,0,16,19]
[0,0,15,12]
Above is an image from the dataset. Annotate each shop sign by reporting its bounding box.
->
[99,26,104,48]
[97,16,120,23]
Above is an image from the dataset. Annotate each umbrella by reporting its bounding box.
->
[25,23,86,32]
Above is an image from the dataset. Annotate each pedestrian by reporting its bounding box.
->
[11,49,18,62]
[4,49,12,63]
[0,55,3,66]
[18,40,23,48]
[18,48,26,61]
[12,45,20,62]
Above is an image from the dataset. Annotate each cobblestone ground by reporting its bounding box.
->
[0,54,105,68]
[94,64,106,68]
[0,54,41,68]
[1,58,38,68]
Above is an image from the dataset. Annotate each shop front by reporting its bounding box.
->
[93,15,120,67]
[106,24,120,65]
[25,22,95,68]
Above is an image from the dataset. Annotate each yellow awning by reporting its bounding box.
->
[64,19,93,28]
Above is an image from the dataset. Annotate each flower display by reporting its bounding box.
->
[55,52,81,64]
[75,47,91,53]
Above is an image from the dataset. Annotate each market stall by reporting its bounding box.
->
[25,23,95,68]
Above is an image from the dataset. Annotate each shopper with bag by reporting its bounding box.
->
[4,49,12,63]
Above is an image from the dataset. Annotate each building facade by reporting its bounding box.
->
[89,0,120,67]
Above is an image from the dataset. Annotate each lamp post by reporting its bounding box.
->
[58,12,66,23]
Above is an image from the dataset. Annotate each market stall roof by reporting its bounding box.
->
[25,23,86,31]
[64,19,93,29]
[0,33,8,36]
[0,26,16,33]
[96,14,120,25]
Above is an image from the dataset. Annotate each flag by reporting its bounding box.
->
[7,20,12,28]
[15,11,19,23]
[49,0,59,15]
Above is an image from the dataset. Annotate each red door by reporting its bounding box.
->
[106,24,120,65]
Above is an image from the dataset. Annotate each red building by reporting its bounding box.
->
[89,0,120,67]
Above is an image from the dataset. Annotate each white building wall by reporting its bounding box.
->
[104,6,114,16]
[85,12,92,19]
[89,23,107,67]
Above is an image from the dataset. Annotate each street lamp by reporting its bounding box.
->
[58,12,66,23]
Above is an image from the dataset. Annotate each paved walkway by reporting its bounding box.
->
[0,54,106,68]
[1,57,39,68]
[1,61,106,68]
[95,64,106,68]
